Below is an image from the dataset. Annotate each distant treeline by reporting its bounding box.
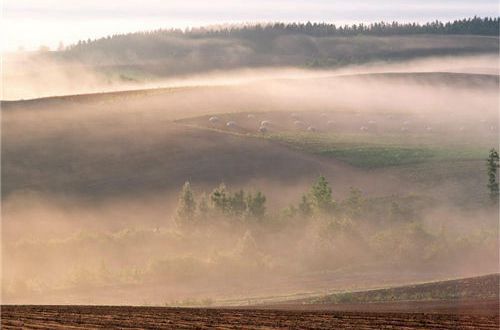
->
[69,17,499,50]
[53,17,499,77]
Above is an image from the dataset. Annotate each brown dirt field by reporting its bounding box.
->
[2,303,499,329]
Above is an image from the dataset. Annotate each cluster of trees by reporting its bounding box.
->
[189,17,500,38]
[176,147,499,226]
[52,17,498,75]
[69,17,499,52]
[175,176,369,227]
[175,182,266,225]
[487,148,499,202]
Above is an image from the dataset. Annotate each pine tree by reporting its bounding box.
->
[311,175,334,212]
[210,183,229,213]
[229,190,246,216]
[175,181,196,224]
[246,191,266,219]
[487,148,499,202]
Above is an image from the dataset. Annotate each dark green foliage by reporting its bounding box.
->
[229,190,247,216]
[175,181,196,224]
[210,183,230,213]
[59,17,499,76]
[69,17,499,55]
[486,148,499,202]
[246,192,266,220]
[310,175,335,213]
[206,183,267,219]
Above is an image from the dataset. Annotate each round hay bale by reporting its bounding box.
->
[294,120,305,128]
[261,120,272,127]
[209,116,220,124]
[226,121,237,128]
[258,126,268,133]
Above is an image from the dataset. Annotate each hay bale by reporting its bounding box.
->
[294,120,305,128]
[258,126,268,133]
[209,116,220,124]
[226,121,237,128]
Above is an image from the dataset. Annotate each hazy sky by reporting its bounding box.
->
[2,0,499,51]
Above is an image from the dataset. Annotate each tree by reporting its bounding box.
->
[175,181,196,224]
[487,148,499,202]
[246,191,266,219]
[229,190,246,216]
[311,175,334,212]
[210,183,229,213]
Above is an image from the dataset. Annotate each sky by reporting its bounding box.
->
[2,0,499,52]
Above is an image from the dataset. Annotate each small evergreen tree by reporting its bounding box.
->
[246,191,266,219]
[229,190,246,216]
[210,183,229,213]
[311,175,334,212]
[175,181,196,224]
[487,148,499,202]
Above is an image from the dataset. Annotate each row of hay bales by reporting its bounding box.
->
[208,113,495,134]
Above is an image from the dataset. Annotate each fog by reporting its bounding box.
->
[2,51,498,100]
[1,54,499,305]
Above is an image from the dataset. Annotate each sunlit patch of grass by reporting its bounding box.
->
[265,132,484,168]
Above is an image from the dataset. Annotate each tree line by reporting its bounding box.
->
[176,148,499,226]
[69,16,499,50]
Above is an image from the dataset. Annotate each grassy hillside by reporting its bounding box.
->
[2,72,497,205]
[307,274,500,304]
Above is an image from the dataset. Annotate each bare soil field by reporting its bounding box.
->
[2,302,499,329]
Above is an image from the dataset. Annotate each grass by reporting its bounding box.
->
[308,273,500,304]
[265,132,484,168]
